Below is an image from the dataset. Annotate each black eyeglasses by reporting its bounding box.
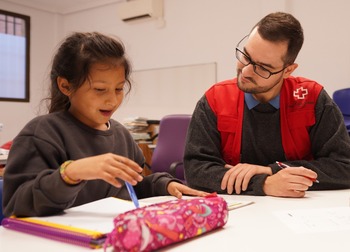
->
[235,36,287,79]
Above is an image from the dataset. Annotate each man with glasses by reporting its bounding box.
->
[184,12,350,197]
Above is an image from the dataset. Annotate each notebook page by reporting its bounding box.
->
[20,197,138,234]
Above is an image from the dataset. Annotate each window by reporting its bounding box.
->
[0,10,30,102]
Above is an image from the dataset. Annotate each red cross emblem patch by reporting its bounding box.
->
[293,87,308,99]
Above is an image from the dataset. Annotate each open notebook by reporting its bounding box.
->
[1,197,137,249]
[1,195,253,249]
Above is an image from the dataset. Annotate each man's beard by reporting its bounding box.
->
[236,70,283,94]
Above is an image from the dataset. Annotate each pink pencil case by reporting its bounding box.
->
[105,195,228,251]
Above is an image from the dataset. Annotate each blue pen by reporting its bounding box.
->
[125,182,140,208]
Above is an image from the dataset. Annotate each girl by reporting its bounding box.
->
[3,32,207,217]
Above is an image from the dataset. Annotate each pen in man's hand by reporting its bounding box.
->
[125,182,140,208]
[275,161,319,183]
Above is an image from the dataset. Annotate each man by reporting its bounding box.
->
[184,12,350,198]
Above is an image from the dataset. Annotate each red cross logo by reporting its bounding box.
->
[293,87,308,99]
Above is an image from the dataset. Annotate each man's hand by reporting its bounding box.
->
[263,166,317,198]
[221,163,272,194]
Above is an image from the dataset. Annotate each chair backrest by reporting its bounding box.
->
[150,114,191,181]
[333,88,350,116]
[0,179,4,225]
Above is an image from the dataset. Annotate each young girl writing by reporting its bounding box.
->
[2,32,207,217]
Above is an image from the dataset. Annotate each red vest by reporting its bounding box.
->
[205,77,323,165]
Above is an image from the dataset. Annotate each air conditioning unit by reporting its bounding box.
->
[117,0,163,22]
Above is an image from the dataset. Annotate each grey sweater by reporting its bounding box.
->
[184,88,350,195]
[3,111,177,217]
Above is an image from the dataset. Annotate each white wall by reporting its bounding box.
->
[1,0,350,144]
[0,1,63,145]
[288,0,350,95]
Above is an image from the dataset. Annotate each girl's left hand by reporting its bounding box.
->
[167,182,209,199]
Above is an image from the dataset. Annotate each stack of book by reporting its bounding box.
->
[123,117,151,141]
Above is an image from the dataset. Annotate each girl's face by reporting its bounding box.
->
[68,62,125,130]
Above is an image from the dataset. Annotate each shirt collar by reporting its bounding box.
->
[244,92,280,110]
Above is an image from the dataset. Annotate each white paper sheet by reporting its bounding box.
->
[22,197,137,233]
[274,207,350,233]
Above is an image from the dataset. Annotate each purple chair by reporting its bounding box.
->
[333,88,350,133]
[149,114,192,182]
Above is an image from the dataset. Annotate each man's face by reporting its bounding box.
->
[236,28,293,101]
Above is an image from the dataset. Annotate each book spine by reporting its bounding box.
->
[1,218,101,249]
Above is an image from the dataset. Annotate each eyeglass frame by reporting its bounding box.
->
[235,35,288,79]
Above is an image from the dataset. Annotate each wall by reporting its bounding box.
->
[1,0,350,144]
[287,0,350,93]
[0,1,62,145]
[116,62,217,120]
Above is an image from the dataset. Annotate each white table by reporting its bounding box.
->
[1,190,349,252]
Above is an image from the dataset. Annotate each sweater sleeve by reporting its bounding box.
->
[184,96,229,193]
[282,90,350,190]
[3,132,86,217]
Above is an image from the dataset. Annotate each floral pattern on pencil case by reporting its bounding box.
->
[105,195,228,252]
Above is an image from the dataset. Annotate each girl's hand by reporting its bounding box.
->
[167,181,209,199]
[62,153,143,188]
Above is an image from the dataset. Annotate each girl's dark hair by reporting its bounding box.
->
[47,32,132,113]
[252,12,304,65]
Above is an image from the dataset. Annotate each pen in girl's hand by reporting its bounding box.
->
[125,181,140,208]
[275,161,319,183]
